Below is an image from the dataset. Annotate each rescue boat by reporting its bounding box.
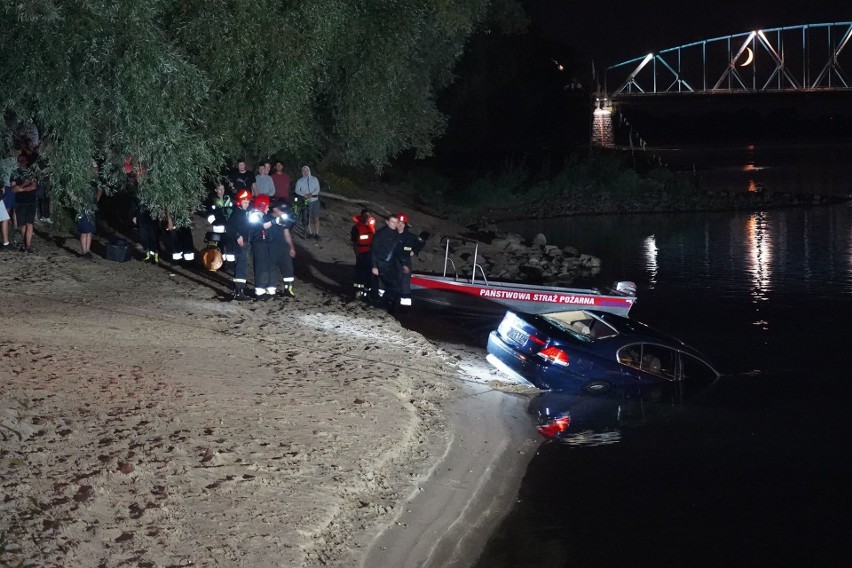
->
[410,238,637,316]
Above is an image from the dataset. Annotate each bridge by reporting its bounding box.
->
[604,21,852,99]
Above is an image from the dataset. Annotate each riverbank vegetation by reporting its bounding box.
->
[0,0,525,217]
[396,153,849,223]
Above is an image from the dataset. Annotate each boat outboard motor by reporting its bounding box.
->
[613,281,637,296]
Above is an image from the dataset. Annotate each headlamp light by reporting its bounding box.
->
[249,211,263,223]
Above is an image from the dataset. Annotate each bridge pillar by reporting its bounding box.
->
[591,97,614,148]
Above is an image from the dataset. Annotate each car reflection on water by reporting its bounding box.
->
[527,377,720,446]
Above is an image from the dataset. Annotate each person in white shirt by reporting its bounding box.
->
[294,165,321,240]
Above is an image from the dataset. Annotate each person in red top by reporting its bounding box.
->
[271,161,291,203]
[350,208,376,299]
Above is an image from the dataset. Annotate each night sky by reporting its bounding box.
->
[528,0,852,67]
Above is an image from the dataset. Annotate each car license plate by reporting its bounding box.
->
[507,327,529,345]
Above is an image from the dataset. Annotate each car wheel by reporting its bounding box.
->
[583,380,612,394]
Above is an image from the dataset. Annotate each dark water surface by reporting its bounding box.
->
[657,140,852,196]
[475,204,852,567]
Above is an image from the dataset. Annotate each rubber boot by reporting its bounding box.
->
[232,286,250,302]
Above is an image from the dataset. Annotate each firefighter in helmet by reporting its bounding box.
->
[350,208,376,299]
[226,189,253,301]
[267,199,297,298]
[248,194,275,300]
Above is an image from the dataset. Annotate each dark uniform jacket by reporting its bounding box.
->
[395,228,425,269]
[226,207,253,242]
[371,225,400,269]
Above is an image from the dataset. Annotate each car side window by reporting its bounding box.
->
[617,345,642,369]
[639,345,677,380]
[679,354,718,393]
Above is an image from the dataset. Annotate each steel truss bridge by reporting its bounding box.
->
[605,22,852,98]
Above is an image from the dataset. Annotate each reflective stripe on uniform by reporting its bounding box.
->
[399,298,412,306]
[234,278,247,283]
[172,252,183,260]
[213,225,226,234]
[224,254,236,262]
[282,276,295,283]
[184,253,195,261]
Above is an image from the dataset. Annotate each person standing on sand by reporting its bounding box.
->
[394,214,427,307]
[206,181,234,263]
[266,199,297,298]
[294,165,321,240]
[166,210,196,265]
[351,208,375,300]
[131,196,160,263]
[2,154,16,249]
[248,194,274,300]
[75,160,105,258]
[226,189,254,301]
[0,193,10,249]
[371,213,402,309]
[10,153,38,253]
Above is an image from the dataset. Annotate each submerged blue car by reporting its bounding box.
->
[486,309,719,394]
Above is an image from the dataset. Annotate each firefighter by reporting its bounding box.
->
[248,194,274,300]
[394,214,427,307]
[226,189,253,301]
[130,196,160,264]
[166,210,196,264]
[350,208,376,300]
[267,199,297,298]
[370,213,402,309]
[206,181,234,263]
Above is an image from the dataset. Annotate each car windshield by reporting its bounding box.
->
[543,310,618,340]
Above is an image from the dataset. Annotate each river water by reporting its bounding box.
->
[473,201,852,566]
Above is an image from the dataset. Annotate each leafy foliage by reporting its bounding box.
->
[0,0,503,217]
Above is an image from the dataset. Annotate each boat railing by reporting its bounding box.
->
[442,236,489,286]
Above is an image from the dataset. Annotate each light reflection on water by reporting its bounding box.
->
[504,203,852,374]
[507,203,852,298]
[657,141,852,195]
[642,234,658,287]
[478,203,852,568]
[746,212,771,303]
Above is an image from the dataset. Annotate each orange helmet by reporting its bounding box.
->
[236,189,252,202]
[254,195,270,210]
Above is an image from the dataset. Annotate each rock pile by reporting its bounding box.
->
[416,231,599,287]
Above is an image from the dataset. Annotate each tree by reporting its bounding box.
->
[0,0,517,217]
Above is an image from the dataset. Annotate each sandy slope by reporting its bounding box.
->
[0,194,539,567]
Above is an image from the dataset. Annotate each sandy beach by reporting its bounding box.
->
[1,191,540,567]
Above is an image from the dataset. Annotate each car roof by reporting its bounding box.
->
[532,309,710,360]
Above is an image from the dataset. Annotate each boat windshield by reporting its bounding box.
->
[543,310,619,340]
